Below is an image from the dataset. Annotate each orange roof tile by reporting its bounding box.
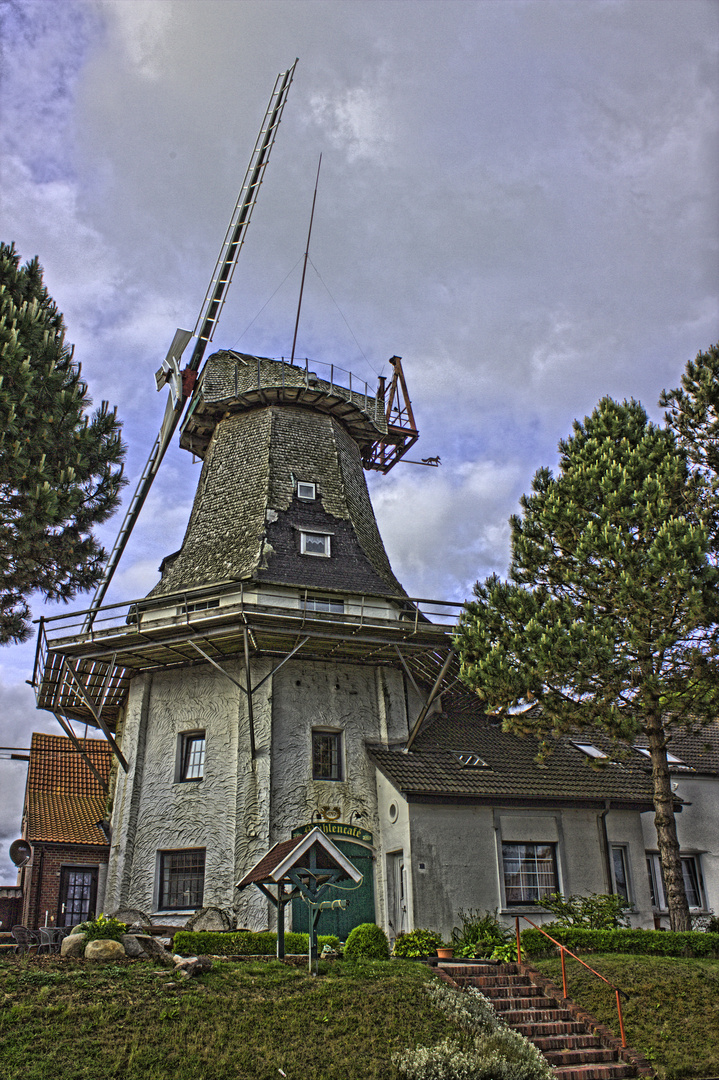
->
[24,733,112,846]
[26,792,108,845]
[27,733,112,796]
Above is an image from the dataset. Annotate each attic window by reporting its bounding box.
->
[304,595,344,614]
[297,481,316,500]
[452,752,489,768]
[573,742,608,760]
[634,746,692,769]
[301,531,331,557]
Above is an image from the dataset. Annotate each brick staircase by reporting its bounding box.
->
[440,962,652,1080]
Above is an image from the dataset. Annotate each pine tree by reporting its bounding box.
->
[455,396,719,931]
[0,242,126,644]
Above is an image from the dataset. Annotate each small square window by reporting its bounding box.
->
[301,531,331,557]
[159,849,205,910]
[297,482,316,500]
[179,732,205,781]
[312,730,342,780]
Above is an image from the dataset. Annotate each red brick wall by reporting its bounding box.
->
[22,844,108,929]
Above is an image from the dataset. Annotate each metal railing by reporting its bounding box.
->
[515,915,628,1047]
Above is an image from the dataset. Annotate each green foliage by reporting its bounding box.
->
[520,926,719,959]
[455,393,719,931]
[343,923,390,960]
[451,908,510,958]
[393,928,444,958]
[0,243,126,643]
[393,982,552,1080]
[172,929,340,956]
[538,891,632,929]
[81,914,128,943]
[489,942,518,962]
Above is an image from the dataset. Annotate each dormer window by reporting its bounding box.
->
[297,481,316,501]
[300,531,331,557]
[573,742,608,760]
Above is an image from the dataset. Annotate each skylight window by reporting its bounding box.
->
[452,752,489,768]
[573,742,608,760]
[634,747,691,768]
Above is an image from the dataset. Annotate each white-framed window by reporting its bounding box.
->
[184,597,220,614]
[646,852,705,910]
[610,845,631,901]
[303,595,344,614]
[297,481,316,500]
[300,531,331,557]
[502,842,558,905]
[177,732,205,782]
[312,729,343,780]
[158,848,205,910]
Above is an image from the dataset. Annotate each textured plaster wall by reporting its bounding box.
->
[375,770,412,936]
[270,660,409,932]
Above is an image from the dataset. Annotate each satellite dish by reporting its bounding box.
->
[9,839,32,867]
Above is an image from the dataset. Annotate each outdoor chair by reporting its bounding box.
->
[11,926,38,954]
[38,927,64,954]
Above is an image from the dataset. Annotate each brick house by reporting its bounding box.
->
[19,733,112,930]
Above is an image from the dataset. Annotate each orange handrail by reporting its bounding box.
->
[515,915,628,1047]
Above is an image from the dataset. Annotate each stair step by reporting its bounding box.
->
[456,974,532,988]
[532,1035,606,1052]
[550,1064,634,1080]
[543,1048,620,1066]
[502,1008,576,1024]
[490,995,557,1011]
[512,1021,589,1038]
[472,983,547,999]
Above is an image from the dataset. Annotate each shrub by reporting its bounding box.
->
[451,908,509,958]
[81,914,128,943]
[520,926,719,960]
[393,982,552,1080]
[537,891,631,929]
[393,928,443,958]
[343,923,390,960]
[172,930,340,956]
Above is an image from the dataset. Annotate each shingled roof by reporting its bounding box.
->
[24,733,112,845]
[368,708,657,808]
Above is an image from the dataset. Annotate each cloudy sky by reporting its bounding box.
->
[1,0,717,883]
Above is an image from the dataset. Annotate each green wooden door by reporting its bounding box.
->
[291,841,375,941]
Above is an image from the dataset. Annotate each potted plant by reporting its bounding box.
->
[436,941,454,959]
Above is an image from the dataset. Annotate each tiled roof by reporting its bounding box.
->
[367,709,656,807]
[632,720,719,775]
[26,792,108,845]
[27,733,112,796]
[24,733,112,845]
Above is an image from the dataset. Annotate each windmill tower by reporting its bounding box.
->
[32,68,457,937]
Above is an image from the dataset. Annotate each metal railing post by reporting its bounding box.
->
[560,946,568,998]
[616,990,627,1047]
[515,917,522,964]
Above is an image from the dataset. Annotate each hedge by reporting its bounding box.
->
[520,926,719,959]
[172,930,341,956]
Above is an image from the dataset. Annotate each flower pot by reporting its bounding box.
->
[436,947,454,959]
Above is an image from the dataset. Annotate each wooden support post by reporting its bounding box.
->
[277,886,286,960]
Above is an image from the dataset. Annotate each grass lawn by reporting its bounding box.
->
[0,956,457,1080]
[531,953,719,1080]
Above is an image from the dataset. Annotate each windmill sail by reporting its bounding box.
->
[83,61,297,628]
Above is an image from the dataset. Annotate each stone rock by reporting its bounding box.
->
[108,908,152,932]
[120,934,146,958]
[134,934,174,966]
[173,954,213,978]
[183,906,234,932]
[61,932,87,958]
[85,938,126,961]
